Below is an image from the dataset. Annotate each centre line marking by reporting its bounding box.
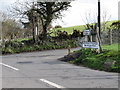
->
[0,63,19,71]
[40,79,65,88]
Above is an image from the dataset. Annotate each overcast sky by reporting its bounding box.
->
[0,0,119,27]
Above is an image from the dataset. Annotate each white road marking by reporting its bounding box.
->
[0,63,19,71]
[40,79,65,88]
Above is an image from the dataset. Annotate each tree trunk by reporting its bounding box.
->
[32,23,35,43]
[42,25,47,39]
[97,27,102,53]
[42,20,51,39]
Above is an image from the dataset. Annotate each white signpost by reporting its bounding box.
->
[83,29,91,36]
[82,42,99,49]
[77,29,99,49]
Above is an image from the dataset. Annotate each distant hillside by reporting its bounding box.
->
[50,20,118,36]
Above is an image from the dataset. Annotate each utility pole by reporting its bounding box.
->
[32,1,35,42]
[97,0,102,53]
[98,0,101,38]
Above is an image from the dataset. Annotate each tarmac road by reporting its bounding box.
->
[0,48,118,88]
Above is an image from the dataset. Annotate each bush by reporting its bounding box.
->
[56,30,69,40]
[55,25,62,28]
[71,29,81,38]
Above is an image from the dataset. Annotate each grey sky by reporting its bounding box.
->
[0,0,119,27]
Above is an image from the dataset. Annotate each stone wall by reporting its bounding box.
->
[101,29,120,45]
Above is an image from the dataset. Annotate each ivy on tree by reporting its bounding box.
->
[34,2,71,39]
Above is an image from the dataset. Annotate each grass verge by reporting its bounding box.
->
[69,44,119,72]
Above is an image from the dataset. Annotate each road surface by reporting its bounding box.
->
[0,48,118,88]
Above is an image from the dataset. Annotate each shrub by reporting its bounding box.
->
[71,29,81,38]
[2,38,77,54]
[55,25,62,28]
[56,30,69,40]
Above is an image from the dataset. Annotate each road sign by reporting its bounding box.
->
[82,42,99,49]
[83,30,91,36]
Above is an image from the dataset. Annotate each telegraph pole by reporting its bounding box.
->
[97,0,102,52]
[32,1,36,43]
[98,0,101,38]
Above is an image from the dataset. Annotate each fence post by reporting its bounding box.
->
[68,45,71,55]
[109,29,112,45]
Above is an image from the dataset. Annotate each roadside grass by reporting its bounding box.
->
[69,44,119,72]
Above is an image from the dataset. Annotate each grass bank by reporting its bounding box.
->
[69,44,119,72]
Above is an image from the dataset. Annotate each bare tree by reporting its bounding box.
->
[81,9,111,52]
[82,12,98,42]
[0,12,22,40]
[82,9,111,31]
[101,9,111,31]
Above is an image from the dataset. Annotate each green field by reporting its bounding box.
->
[49,25,86,36]
[102,44,119,51]
[53,25,86,33]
